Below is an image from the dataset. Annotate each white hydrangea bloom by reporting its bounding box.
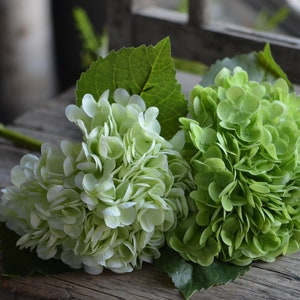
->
[0,89,193,274]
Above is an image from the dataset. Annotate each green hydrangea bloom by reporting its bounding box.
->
[0,89,193,274]
[168,67,300,266]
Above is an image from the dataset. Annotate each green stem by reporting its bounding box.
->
[0,123,42,151]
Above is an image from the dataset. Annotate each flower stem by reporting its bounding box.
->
[0,123,42,151]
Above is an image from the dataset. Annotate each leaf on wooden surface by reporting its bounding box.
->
[0,222,70,277]
[155,247,250,300]
[76,37,187,139]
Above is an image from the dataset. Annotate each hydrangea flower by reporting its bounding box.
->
[167,67,300,266]
[0,89,193,274]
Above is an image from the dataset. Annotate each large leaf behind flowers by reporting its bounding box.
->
[155,247,250,300]
[76,37,187,139]
[200,44,291,88]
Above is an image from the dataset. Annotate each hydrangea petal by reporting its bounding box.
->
[82,94,99,118]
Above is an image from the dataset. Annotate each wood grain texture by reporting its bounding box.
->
[0,252,299,299]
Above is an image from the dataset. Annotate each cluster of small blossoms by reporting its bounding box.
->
[0,89,193,274]
[167,67,300,266]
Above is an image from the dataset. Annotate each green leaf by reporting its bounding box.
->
[76,37,187,139]
[200,52,263,87]
[0,223,71,276]
[257,43,291,87]
[200,45,290,88]
[155,246,250,300]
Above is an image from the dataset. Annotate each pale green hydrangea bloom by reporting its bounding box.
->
[168,67,300,266]
[0,89,193,274]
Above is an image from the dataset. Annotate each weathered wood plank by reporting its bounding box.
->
[9,88,79,142]
[0,253,299,300]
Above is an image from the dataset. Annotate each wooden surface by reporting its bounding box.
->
[0,83,300,299]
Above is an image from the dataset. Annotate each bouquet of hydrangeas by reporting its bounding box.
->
[0,38,299,299]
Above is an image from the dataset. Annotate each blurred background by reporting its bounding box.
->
[0,0,106,124]
[0,0,299,124]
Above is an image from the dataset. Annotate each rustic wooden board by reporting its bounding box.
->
[0,253,299,300]
[0,85,300,299]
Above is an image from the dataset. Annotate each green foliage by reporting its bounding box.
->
[200,44,291,89]
[155,247,250,300]
[178,0,189,13]
[174,57,207,75]
[254,6,289,32]
[257,43,291,87]
[76,37,187,139]
[73,7,108,68]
